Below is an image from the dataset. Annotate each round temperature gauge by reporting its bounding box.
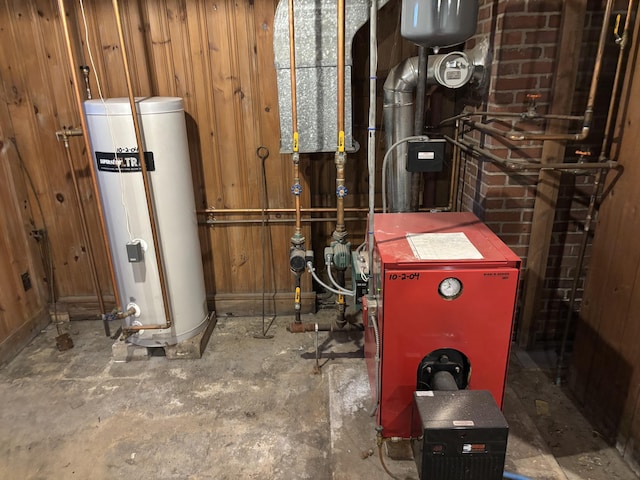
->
[438,277,463,300]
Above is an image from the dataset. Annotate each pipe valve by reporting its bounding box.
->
[291,183,303,196]
[524,93,542,119]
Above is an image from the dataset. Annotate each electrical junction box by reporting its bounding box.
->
[412,390,508,480]
[126,241,144,263]
[407,139,446,172]
[363,212,521,438]
[352,251,369,311]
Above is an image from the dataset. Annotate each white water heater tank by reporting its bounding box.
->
[84,97,208,347]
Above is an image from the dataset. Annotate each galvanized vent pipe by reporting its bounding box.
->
[383,50,480,212]
[383,57,419,212]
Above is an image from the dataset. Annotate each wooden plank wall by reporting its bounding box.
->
[309,0,415,262]
[569,11,640,471]
[0,98,49,365]
[0,0,413,336]
[69,0,311,311]
[0,0,114,315]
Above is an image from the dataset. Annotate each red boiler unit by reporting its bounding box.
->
[364,212,521,439]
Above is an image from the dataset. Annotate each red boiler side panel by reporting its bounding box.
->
[364,213,521,439]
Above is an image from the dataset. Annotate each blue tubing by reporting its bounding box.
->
[503,472,533,480]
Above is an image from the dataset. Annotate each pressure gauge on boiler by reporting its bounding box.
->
[438,277,463,300]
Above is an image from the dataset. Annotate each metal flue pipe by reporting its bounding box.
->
[112,0,173,333]
[414,48,428,137]
[383,57,428,212]
[383,57,419,212]
[56,0,120,321]
[384,52,477,212]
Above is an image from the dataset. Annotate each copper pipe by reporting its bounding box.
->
[199,207,372,215]
[293,163,302,236]
[288,0,298,139]
[440,111,585,126]
[59,135,105,316]
[457,0,614,143]
[56,0,120,312]
[445,136,618,172]
[337,0,345,137]
[203,216,364,226]
[122,324,169,332]
[557,0,637,384]
[583,0,615,129]
[112,0,172,330]
[600,0,636,160]
[112,305,137,320]
[288,0,303,239]
[332,0,347,241]
[464,119,588,142]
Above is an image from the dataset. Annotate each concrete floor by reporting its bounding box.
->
[0,312,636,479]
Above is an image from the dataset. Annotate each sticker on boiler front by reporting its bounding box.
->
[415,391,435,397]
[453,420,475,427]
[406,232,483,260]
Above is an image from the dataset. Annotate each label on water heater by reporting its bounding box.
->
[96,151,155,172]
